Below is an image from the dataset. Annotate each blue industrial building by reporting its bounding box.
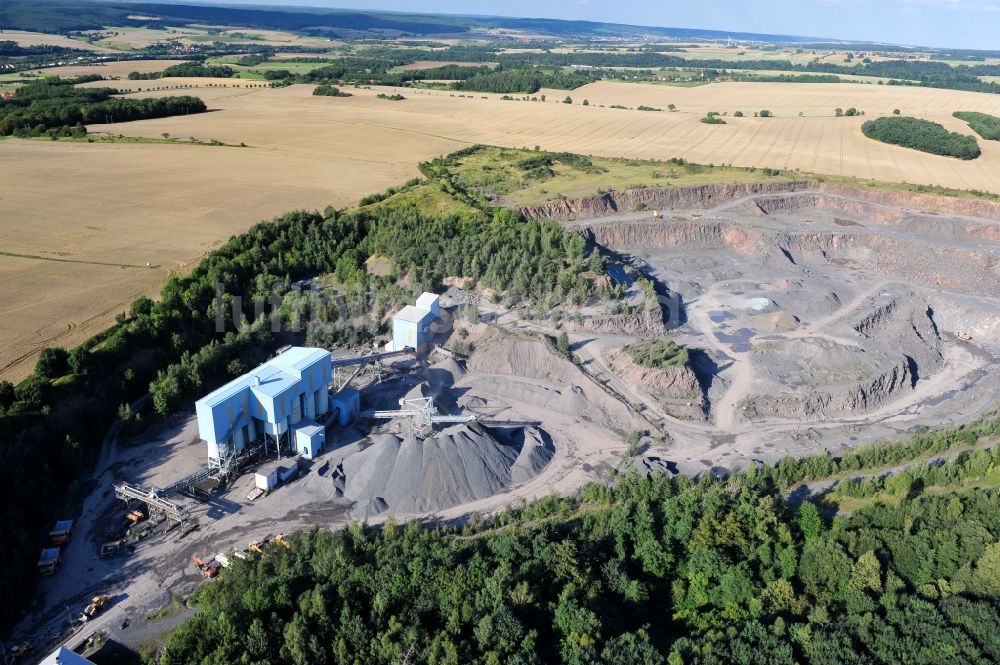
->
[195,347,333,465]
[389,292,440,353]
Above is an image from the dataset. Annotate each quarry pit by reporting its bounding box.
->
[551,183,1000,474]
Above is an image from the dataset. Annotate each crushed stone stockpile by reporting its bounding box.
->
[331,423,554,517]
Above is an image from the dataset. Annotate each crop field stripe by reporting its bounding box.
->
[783,119,807,170]
[862,127,875,180]
[0,251,149,269]
[756,120,787,167]
[679,123,723,163]
[725,118,768,166]
[839,118,846,175]
[334,119,472,146]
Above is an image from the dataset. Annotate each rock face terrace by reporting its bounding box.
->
[547,183,1000,472]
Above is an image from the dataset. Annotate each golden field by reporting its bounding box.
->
[25,59,188,78]
[1,78,999,380]
[0,30,115,52]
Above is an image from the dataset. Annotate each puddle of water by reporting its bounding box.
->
[715,327,756,353]
[708,310,736,323]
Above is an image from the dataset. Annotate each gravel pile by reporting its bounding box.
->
[331,423,553,517]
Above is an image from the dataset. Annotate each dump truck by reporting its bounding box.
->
[956,330,973,342]
[80,595,110,622]
[49,520,73,545]
[38,548,60,576]
[652,210,660,220]
[125,510,144,524]
[192,555,221,578]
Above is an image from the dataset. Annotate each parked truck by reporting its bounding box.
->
[192,555,221,578]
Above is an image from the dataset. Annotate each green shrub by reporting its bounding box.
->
[312,84,351,97]
[625,339,689,368]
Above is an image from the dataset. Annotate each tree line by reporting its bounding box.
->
[157,461,1000,664]
[128,62,235,79]
[0,77,206,137]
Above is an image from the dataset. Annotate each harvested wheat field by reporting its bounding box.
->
[0,30,115,52]
[83,26,209,49]
[25,59,187,79]
[2,79,1000,380]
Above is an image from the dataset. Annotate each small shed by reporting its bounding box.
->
[255,459,299,491]
[38,547,61,576]
[331,387,360,426]
[49,519,74,545]
[294,422,325,459]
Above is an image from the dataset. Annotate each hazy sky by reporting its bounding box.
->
[219,0,1000,49]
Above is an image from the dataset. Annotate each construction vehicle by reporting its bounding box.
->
[192,555,221,578]
[79,595,110,622]
[38,548,60,576]
[249,534,275,553]
[652,210,660,220]
[49,520,73,545]
[125,510,144,524]
[956,330,973,342]
[9,641,32,660]
[274,534,292,550]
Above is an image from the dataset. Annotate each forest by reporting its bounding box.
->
[157,449,1000,664]
[861,116,981,160]
[127,63,235,80]
[0,77,206,137]
[451,68,593,94]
